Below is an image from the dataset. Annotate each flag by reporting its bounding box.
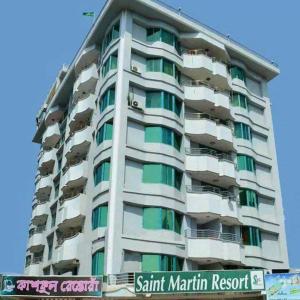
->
[83,12,94,17]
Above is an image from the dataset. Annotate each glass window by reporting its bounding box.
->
[100,87,115,113]
[96,122,113,145]
[92,250,104,275]
[146,28,161,42]
[102,54,118,77]
[163,59,174,76]
[161,29,174,46]
[146,58,161,72]
[231,92,248,110]
[239,189,258,208]
[92,205,108,229]
[237,155,255,172]
[142,254,183,272]
[143,164,182,190]
[230,66,246,82]
[145,91,182,116]
[234,122,252,140]
[241,226,261,247]
[102,21,120,53]
[94,161,111,185]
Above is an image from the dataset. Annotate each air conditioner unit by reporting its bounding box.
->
[131,99,143,110]
[131,65,140,74]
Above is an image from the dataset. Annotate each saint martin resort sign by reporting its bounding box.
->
[135,270,265,294]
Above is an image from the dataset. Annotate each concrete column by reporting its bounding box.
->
[106,10,132,275]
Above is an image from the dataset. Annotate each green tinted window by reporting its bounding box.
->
[102,21,120,53]
[92,250,104,275]
[102,54,118,77]
[241,226,261,247]
[230,66,246,82]
[96,122,113,145]
[94,161,111,185]
[234,122,252,140]
[239,189,258,208]
[142,254,183,272]
[231,92,248,109]
[92,205,108,229]
[237,155,255,172]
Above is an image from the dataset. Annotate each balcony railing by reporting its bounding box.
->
[59,190,84,205]
[62,158,87,175]
[29,225,46,237]
[186,185,235,200]
[185,229,241,243]
[107,273,135,285]
[185,112,231,127]
[31,256,43,264]
[185,148,233,162]
[181,48,226,64]
[57,231,81,246]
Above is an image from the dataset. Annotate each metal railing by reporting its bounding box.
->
[62,158,87,175]
[186,185,235,200]
[185,148,233,162]
[181,48,226,65]
[31,256,43,264]
[29,225,46,237]
[186,229,241,243]
[60,190,84,205]
[151,0,278,67]
[57,231,81,246]
[185,112,231,127]
[107,273,135,285]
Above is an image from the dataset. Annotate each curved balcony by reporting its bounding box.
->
[185,113,234,151]
[31,202,48,225]
[185,148,237,187]
[42,123,61,148]
[186,185,239,225]
[73,64,98,100]
[65,126,92,160]
[186,229,243,264]
[27,226,46,252]
[69,94,96,131]
[184,82,231,119]
[61,160,88,191]
[35,175,52,200]
[57,194,87,230]
[24,258,43,275]
[75,45,100,75]
[38,149,57,174]
[45,105,64,127]
[182,50,229,89]
[54,233,82,268]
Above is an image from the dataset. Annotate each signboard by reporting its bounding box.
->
[265,273,300,300]
[135,270,265,294]
[0,275,102,297]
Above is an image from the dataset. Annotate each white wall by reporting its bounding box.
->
[124,159,143,190]
[252,132,269,156]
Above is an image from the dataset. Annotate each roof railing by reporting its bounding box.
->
[185,229,241,243]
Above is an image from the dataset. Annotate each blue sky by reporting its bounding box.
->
[0,0,299,273]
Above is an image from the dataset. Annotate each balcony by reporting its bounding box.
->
[186,185,239,225]
[186,229,243,264]
[42,123,61,148]
[75,45,100,75]
[24,257,43,275]
[54,232,82,268]
[69,94,96,132]
[44,105,64,127]
[65,126,92,160]
[61,160,88,191]
[27,225,46,252]
[184,82,231,119]
[31,202,48,225]
[185,113,234,151]
[35,175,52,200]
[185,148,237,187]
[182,50,229,90]
[73,64,98,100]
[38,149,57,174]
[57,194,86,230]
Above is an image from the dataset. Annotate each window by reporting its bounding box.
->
[230,66,246,82]
[146,28,181,53]
[143,163,182,190]
[239,189,258,208]
[92,250,104,275]
[96,122,113,145]
[231,92,248,109]
[146,91,182,116]
[145,126,181,150]
[142,254,183,271]
[101,21,120,53]
[237,154,256,172]
[146,58,181,83]
[47,235,54,260]
[241,226,261,247]
[92,205,108,229]
[54,180,60,198]
[234,122,252,140]
[102,54,118,77]
[94,161,111,186]
[50,205,57,228]
[143,207,182,233]
[100,87,115,113]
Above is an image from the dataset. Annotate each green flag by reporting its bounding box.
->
[83,12,94,17]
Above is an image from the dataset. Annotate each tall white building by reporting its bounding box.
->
[25,0,289,277]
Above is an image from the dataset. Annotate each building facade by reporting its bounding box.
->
[25,0,289,277]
